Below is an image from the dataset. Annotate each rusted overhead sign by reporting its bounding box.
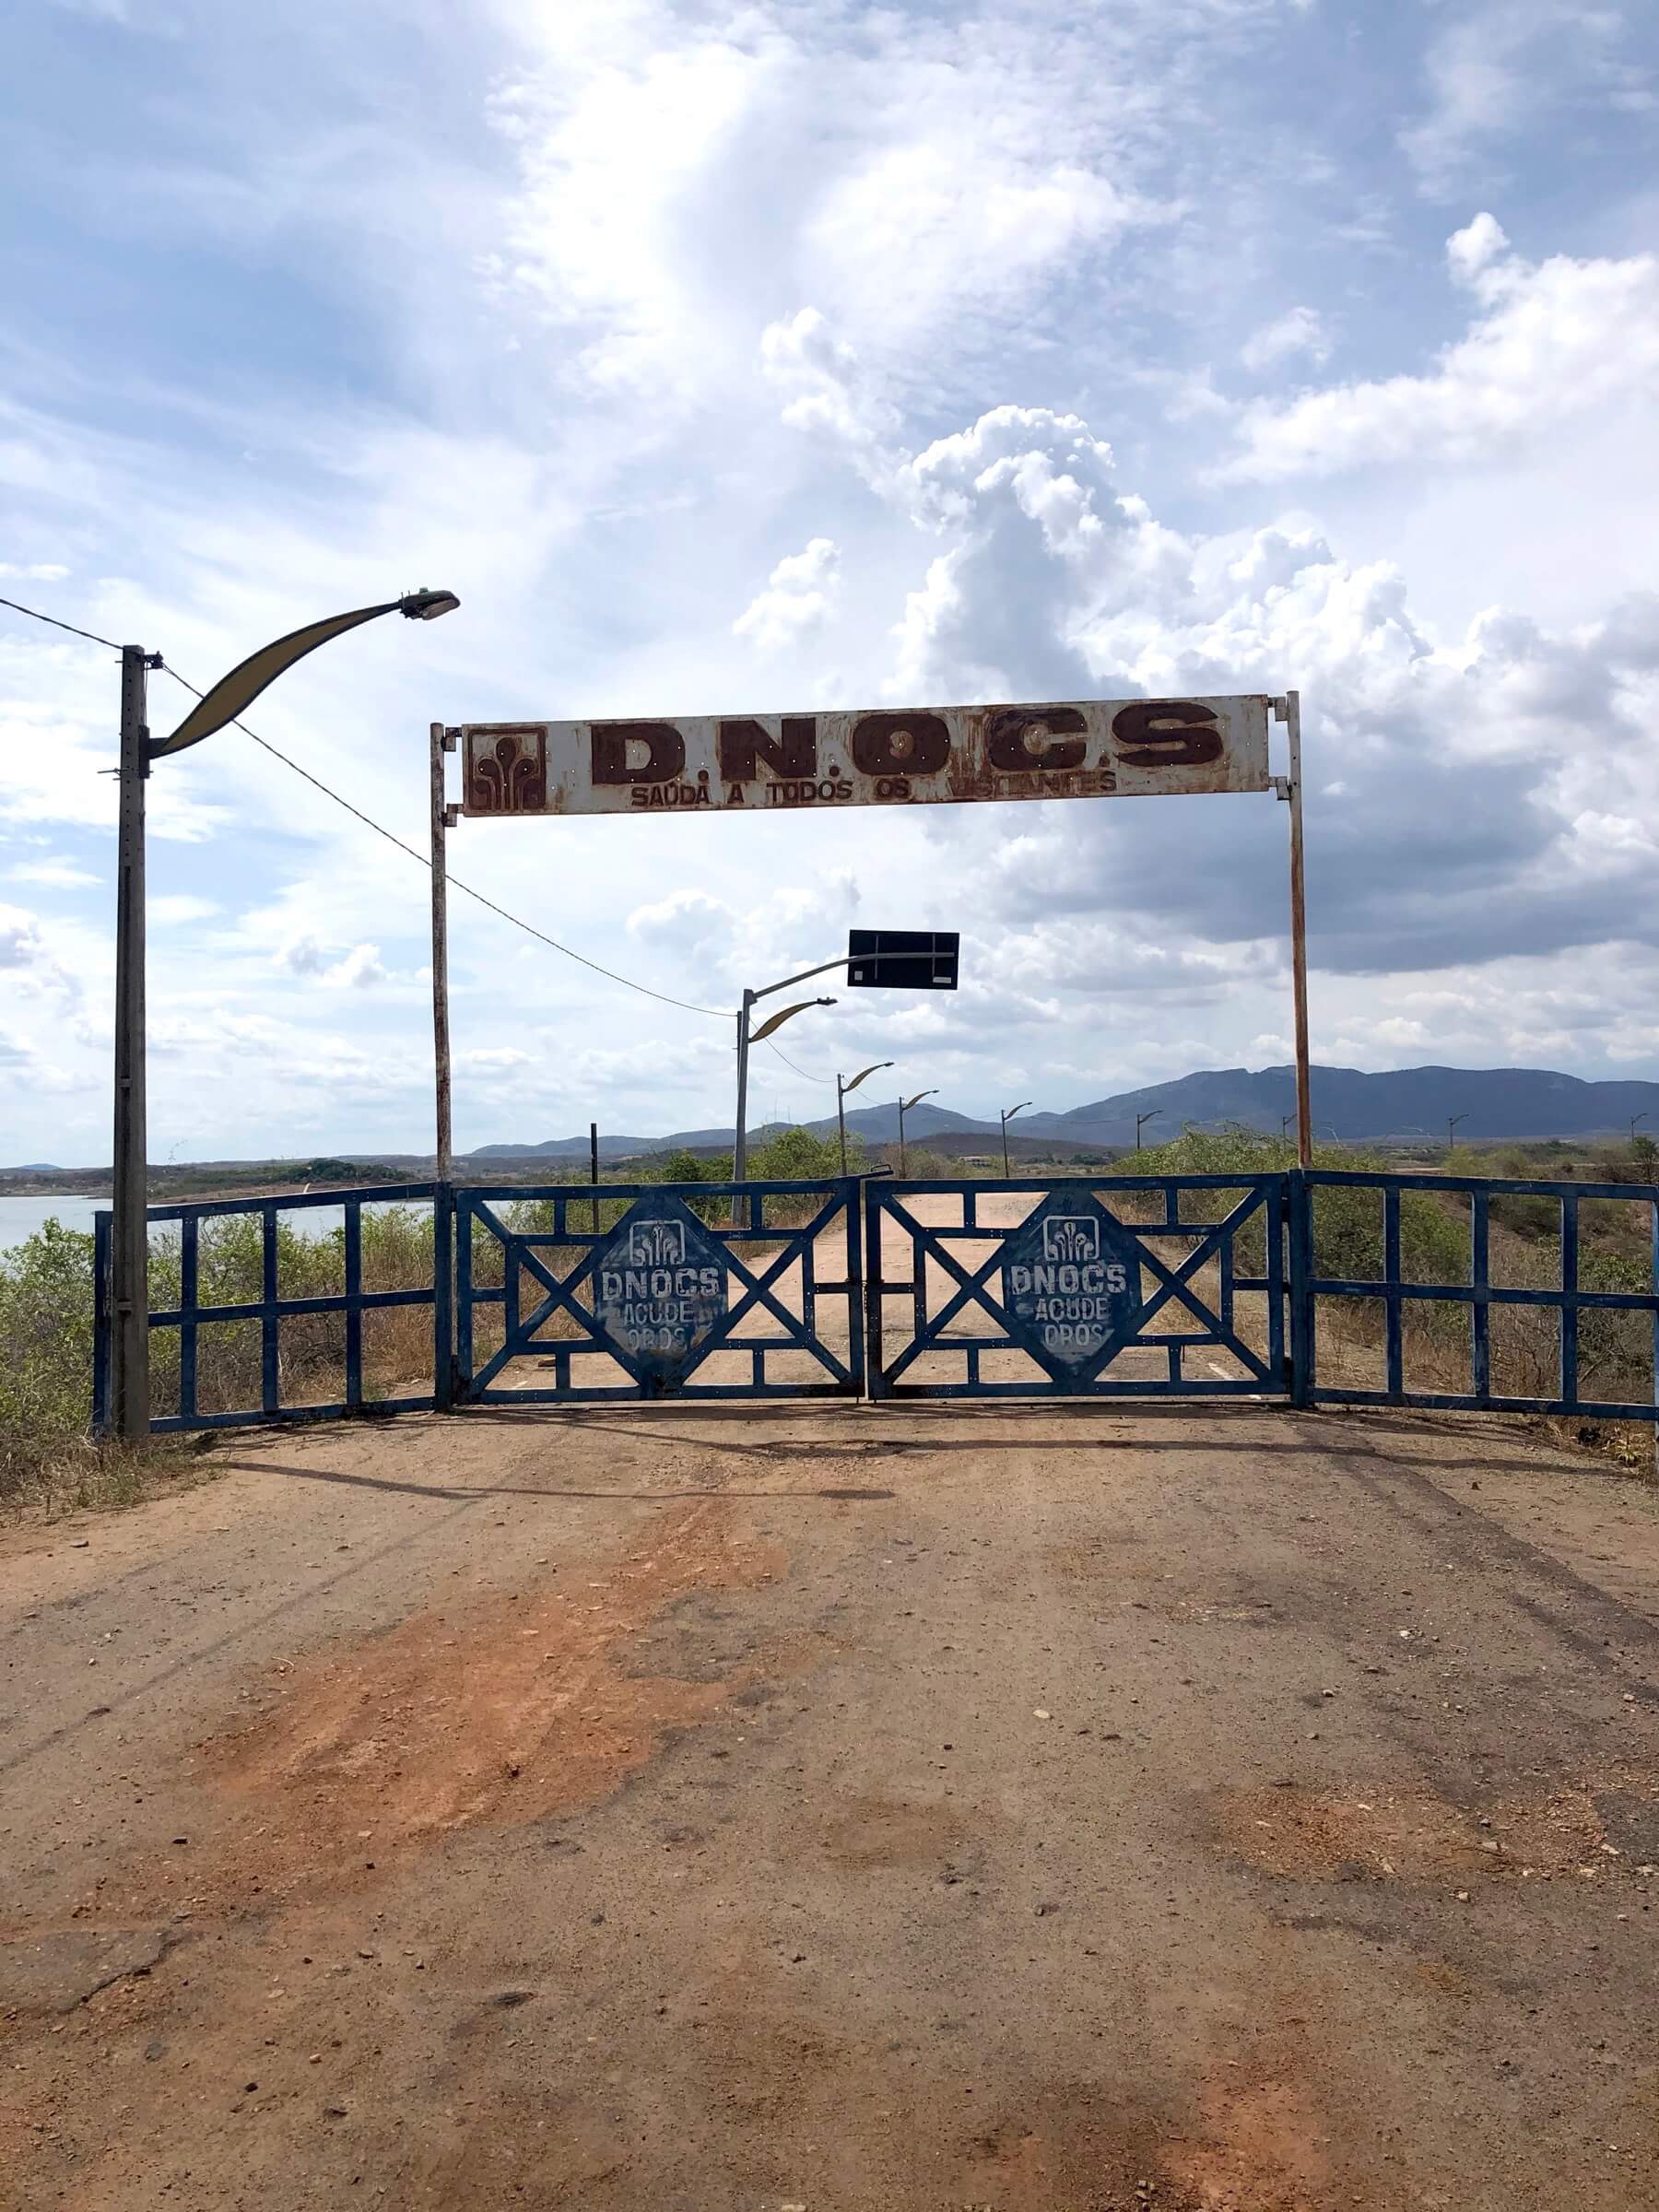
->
[458,696,1271,818]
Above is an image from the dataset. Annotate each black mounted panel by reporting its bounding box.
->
[847,929,959,991]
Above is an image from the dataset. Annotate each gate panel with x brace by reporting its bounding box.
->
[863,1173,1289,1401]
[454,1176,864,1403]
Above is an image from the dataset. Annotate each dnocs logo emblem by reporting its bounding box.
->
[1000,1191,1143,1379]
[592,1196,729,1382]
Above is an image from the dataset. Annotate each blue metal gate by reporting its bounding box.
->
[864,1172,1288,1400]
[453,1175,864,1403]
[92,1168,1657,1430]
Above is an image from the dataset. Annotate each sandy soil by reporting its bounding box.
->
[3,1397,1658,2209]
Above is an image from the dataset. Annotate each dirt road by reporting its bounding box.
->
[3,1399,1658,2209]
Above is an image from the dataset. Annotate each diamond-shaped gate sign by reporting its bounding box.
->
[999,1190,1145,1381]
[590,1195,730,1384]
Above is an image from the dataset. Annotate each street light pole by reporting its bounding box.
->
[734,988,756,1186]
[1448,1112,1467,1156]
[104,591,459,1444]
[897,1088,937,1176]
[1135,1109,1161,1152]
[731,959,842,1220]
[112,644,159,1441]
[1000,1100,1031,1177]
[836,1060,894,1176]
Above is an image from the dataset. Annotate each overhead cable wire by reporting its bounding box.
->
[0,588,736,1021]
[147,662,734,1020]
[0,594,124,653]
[761,1035,835,1084]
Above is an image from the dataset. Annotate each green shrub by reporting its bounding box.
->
[650,1147,721,1185]
[0,1219,97,1493]
[747,1125,855,1181]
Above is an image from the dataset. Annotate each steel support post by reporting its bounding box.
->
[111,646,151,1442]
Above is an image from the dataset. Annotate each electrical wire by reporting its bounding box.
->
[762,1036,834,1084]
[0,594,124,653]
[147,661,734,1019]
[0,587,744,1023]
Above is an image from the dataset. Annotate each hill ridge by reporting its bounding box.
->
[464,1062,1659,1159]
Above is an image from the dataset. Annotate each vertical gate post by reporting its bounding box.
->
[92,1208,112,1437]
[1288,1169,1312,1408]
[842,1176,867,1398]
[433,1182,454,1411]
[1280,690,1313,1171]
[863,1181,886,1401]
[429,723,454,1184]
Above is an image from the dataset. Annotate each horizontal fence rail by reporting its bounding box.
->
[94,1184,445,1433]
[91,1169,1657,1431]
[454,1176,865,1404]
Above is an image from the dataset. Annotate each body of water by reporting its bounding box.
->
[0,1194,110,1253]
[0,1192,440,1258]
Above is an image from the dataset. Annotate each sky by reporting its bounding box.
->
[2,0,1657,1164]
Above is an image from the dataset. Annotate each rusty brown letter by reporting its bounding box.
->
[1111,700,1222,768]
[592,722,688,785]
[851,713,951,778]
[984,706,1088,773]
[716,716,818,782]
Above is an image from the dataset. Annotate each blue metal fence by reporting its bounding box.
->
[93,1184,446,1433]
[91,1168,1658,1432]
[1295,1168,1659,1420]
[454,1176,864,1403]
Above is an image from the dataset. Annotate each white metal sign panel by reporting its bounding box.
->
[457,697,1272,818]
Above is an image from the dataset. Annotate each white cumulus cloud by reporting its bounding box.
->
[733,537,841,653]
[1222,217,1659,480]
[1240,305,1331,372]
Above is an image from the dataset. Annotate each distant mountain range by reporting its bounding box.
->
[8,1065,1656,1184]
[465,1064,1659,1160]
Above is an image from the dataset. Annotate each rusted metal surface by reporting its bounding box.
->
[1280,691,1312,1171]
[457,697,1272,818]
[429,723,453,1185]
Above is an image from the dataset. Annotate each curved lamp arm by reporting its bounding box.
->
[750,996,835,1043]
[841,1060,894,1095]
[150,589,459,759]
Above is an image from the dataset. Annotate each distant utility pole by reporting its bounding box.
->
[999,1100,1031,1178]
[1135,1109,1161,1151]
[897,1089,937,1176]
[589,1122,599,1232]
[835,1061,893,1177]
[1280,1113,1293,1139]
[1632,1112,1649,1147]
[1447,1112,1468,1155]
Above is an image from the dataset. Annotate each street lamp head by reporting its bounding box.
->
[1004,1100,1032,1121]
[840,1059,893,1097]
[152,591,462,759]
[400,588,460,621]
[749,996,834,1043]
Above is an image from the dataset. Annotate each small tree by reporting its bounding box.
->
[747,1124,850,1181]
[652,1147,714,1186]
